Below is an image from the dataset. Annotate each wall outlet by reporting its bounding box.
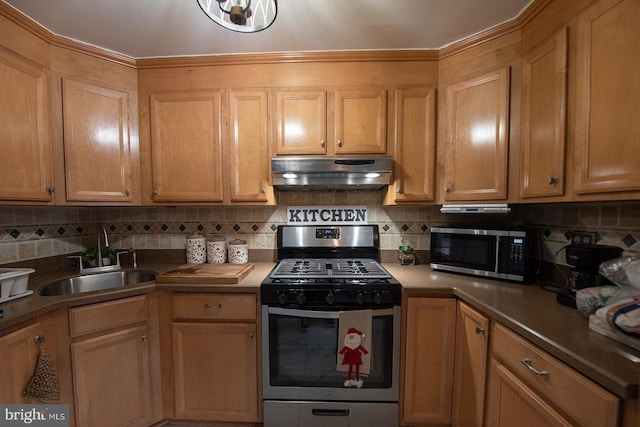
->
[570,231,596,245]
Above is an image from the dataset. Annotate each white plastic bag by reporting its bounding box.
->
[599,255,640,289]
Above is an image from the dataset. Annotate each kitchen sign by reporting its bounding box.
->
[287,206,368,225]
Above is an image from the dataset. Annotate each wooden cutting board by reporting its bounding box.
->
[155,263,255,284]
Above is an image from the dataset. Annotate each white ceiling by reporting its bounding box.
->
[3,0,533,59]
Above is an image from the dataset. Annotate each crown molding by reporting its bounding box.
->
[136,49,440,70]
[0,1,52,43]
[50,35,137,69]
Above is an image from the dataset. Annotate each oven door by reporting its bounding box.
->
[261,305,400,402]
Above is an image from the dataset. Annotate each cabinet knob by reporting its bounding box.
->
[125,188,131,196]
[547,176,559,185]
[396,186,401,193]
[249,333,254,341]
[152,189,159,196]
[444,186,451,193]
[141,335,147,343]
[46,186,55,194]
[337,139,342,147]
[261,187,266,194]
[204,303,222,309]
[475,326,485,335]
[320,140,325,147]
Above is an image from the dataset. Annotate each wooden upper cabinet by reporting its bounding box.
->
[0,48,53,203]
[149,90,224,203]
[334,88,387,154]
[388,86,437,203]
[228,89,274,204]
[520,28,568,199]
[573,0,640,195]
[61,78,133,203]
[443,67,511,201]
[273,89,327,155]
[273,87,387,156]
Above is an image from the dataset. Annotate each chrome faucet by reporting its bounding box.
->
[96,224,110,267]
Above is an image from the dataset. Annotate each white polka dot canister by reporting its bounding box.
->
[228,239,248,264]
[186,234,207,264]
[207,235,227,264]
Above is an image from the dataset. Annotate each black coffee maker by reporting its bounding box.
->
[556,244,623,308]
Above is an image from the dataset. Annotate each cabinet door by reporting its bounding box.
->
[0,48,53,202]
[62,78,133,202]
[452,302,490,427]
[72,325,153,427]
[444,67,510,201]
[485,359,572,427]
[573,0,640,194]
[403,298,456,424]
[391,86,437,203]
[172,322,258,422]
[273,89,327,155]
[520,28,568,199]
[149,90,224,203]
[228,89,273,203]
[0,322,43,403]
[334,88,387,154]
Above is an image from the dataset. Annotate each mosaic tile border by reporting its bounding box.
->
[1,201,639,265]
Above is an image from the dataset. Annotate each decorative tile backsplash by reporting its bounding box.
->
[0,193,639,267]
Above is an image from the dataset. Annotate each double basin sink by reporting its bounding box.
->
[39,269,157,296]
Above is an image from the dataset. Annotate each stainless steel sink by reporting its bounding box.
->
[38,270,157,296]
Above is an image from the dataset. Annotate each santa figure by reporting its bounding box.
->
[339,327,369,388]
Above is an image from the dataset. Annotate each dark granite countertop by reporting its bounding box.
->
[1,260,639,399]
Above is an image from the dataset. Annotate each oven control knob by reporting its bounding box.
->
[278,292,287,305]
[374,291,383,305]
[296,292,306,305]
[326,292,335,305]
[356,292,365,305]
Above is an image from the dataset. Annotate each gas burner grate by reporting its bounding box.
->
[269,258,391,280]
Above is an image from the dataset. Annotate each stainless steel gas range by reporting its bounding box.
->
[261,225,401,427]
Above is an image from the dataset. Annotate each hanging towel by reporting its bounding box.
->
[337,309,372,386]
[22,337,61,403]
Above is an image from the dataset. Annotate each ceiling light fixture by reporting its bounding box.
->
[197,0,277,33]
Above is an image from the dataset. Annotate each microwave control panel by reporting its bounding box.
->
[501,236,527,274]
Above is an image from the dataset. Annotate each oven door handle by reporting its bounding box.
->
[267,306,395,319]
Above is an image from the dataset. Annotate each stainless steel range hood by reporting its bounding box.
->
[272,156,393,190]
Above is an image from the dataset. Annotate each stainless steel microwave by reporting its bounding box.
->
[429,227,537,282]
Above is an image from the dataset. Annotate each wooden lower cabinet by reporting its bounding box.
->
[169,292,259,423]
[72,325,154,427]
[486,323,619,427]
[0,321,47,403]
[172,322,258,421]
[486,358,574,427]
[402,297,456,425]
[452,302,489,427]
[69,295,158,427]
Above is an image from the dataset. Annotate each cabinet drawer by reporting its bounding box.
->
[171,293,256,320]
[491,323,619,427]
[69,295,148,338]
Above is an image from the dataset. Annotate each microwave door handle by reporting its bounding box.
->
[268,306,395,319]
[495,236,501,273]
